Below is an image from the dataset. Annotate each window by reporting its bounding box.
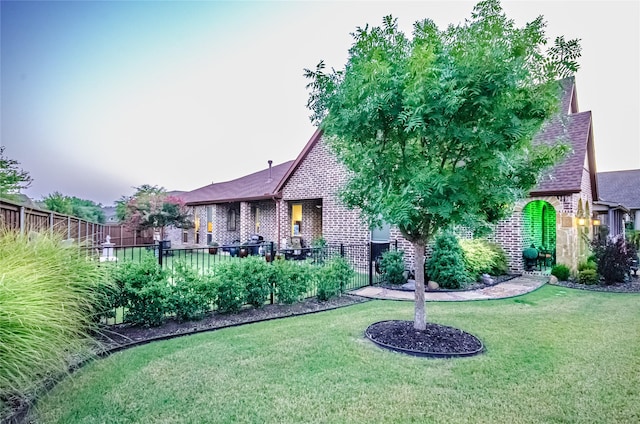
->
[182,230,188,243]
[255,207,260,233]
[227,209,237,231]
[291,204,302,235]
[206,206,213,233]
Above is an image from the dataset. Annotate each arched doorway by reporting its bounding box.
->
[522,200,557,268]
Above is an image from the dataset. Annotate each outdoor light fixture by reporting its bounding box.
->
[593,218,601,226]
[577,217,586,226]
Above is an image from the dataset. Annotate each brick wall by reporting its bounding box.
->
[280,139,370,247]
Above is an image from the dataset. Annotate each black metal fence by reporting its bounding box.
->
[100,240,396,324]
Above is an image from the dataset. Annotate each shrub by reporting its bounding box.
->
[170,261,216,322]
[551,264,571,281]
[427,231,469,289]
[577,260,597,272]
[578,269,599,285]
[317,257,354,301]
[591,230,638,284]
[273,260,313,304]
[378,250,405,285]
[0,229,109,405]
[242,257,275,307]
[112,253,170,327]
[459,239,508,279]
[213,262,246,313]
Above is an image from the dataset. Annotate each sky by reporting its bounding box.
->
[1,0,639,206]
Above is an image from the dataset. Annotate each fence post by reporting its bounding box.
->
[269,241,275,304]
[19,206,25,236]
[340,243,344,257]
[157,240,164,268]
[368,242,373,286]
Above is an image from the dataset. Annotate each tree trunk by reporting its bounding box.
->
[413,241,427,330]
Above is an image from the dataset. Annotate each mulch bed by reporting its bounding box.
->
[378,273,520,292]
[98,295,372,351]
[365,320,484,358]
[551,274,640,293]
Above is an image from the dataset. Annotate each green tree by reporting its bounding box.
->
[118,185,192,239]
[41,192,105,223]
[305,0,580,329]
[0,146,32,201]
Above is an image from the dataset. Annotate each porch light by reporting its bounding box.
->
[592,218,601,226]
[577,217,586,226]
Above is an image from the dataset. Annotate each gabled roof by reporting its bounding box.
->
[274,128,323,193]
[530,110,597,198]
[597,169,640,209]
[183,160,294,205]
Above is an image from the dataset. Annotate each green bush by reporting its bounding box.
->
[378,250,405,285]
[551,264,571,281]
[317,257,354,301]
[273,260,313,304]
[578,269,599,285]
[427,231,469,289]
[242,257,275,307]
[0,229,109,406]
[213,262,246,313]
[577,260,597,272]
[459,239,508,279]
[112,253,170,327]
[170,261,216,322]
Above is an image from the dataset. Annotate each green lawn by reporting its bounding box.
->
[35,286,640,423]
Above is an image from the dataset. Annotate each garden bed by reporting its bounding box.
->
[377,274,521,292]
[551,274,640,293]
[97,295,371,351]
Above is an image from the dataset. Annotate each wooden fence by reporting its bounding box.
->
[0,198,155,247]
[0,198,107,245]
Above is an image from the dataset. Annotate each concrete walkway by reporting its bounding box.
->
[350,274,547,301]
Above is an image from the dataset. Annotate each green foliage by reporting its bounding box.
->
[213,262,246,314]
[117,185,193,236]
[550,264,571,281]
[41,191,105,223]
[304,1,579,326]
[427,232,469,289]
[241,257,275,308]
[273,260,314,304]
[111,253,170,326]
[378,250,406,285]
[591,232,638,285]
[170,262,217,322]
[459,239,508,279]
[0,229,108,404]
[317,257,354,301]
[577,269,599,285]
[0,146,32,200]
[577,260,597,272]
[626,230,640,250]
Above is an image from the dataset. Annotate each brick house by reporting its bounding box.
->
[595,169,640,236]
[171,77,606,273]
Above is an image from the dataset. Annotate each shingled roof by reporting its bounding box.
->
[182,160,294,205]
[530,110,596,197]
[529,76,598,199]
[597,170,640,209]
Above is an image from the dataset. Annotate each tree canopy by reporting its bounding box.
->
[117,185,192,238]
[41,192,105,223]
[0,147,32,201]
[305,0,580,329]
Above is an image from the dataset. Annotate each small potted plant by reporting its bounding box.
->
[208,241,219,255]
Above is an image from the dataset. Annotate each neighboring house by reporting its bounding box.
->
[170,77,602,273]
[596,169,640,235]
